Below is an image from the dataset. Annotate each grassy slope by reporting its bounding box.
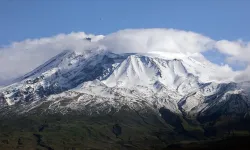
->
[0,107,180,150]
[1,104,250,149]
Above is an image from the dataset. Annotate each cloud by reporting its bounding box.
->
[99,28,214,54]
[0,28,250,85]
[215,40,250,62]
[234,66,250,82]
[214,40,250,82]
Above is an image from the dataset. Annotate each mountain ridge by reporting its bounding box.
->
[0,49,249,118]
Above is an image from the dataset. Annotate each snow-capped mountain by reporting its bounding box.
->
[0,48,249,119]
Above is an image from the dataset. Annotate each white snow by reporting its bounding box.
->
[146,51,235,83]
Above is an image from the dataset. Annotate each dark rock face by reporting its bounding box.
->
[33,134,54,150]
[112,124,122,137]
[204,126,217,137]
[85,37,91,41]
[159,107,184,131]
[0,93,6,105]
[198,94,249,123]
[158,107,195,138]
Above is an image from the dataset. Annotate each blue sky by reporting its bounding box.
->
[0,1,249,70]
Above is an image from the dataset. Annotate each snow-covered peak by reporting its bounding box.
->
[144,51,235,83]
[101,54,199,95]
[0,48,247,116]
[0,49,214,104]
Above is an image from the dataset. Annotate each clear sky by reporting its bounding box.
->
[0,0,249,70]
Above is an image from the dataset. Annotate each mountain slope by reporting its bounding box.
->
[0,49,249,119]
[0,49,131,105]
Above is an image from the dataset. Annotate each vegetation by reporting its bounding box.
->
[0,106,250,149]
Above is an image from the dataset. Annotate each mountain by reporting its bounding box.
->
[1,48,249,114]
[1,47,250,118]
[1,48,250,149]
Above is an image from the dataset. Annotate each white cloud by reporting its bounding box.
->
[234,66,250,82]
[99,28,214,54]
[214,40,250,82]
[215,40,250,62]
[0,28,250,85]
